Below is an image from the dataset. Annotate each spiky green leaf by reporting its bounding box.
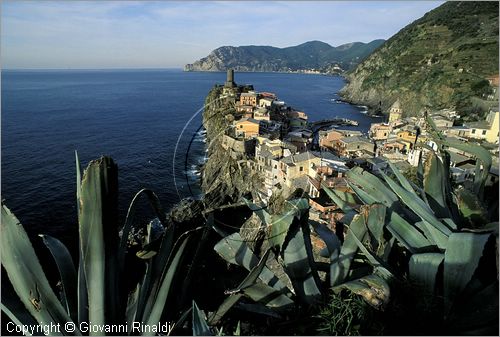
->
[409,253,444,293]
[443,232,491,310]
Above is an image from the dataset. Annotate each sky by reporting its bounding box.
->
[1,1,444,69]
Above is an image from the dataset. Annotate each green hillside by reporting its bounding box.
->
[342,1,499,118]
[184,40,385,73]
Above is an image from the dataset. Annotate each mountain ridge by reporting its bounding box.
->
[184,39,385,73]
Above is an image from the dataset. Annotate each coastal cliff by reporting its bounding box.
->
[201,86,262,208]
[341,1,499,117]
[185,40,385,74]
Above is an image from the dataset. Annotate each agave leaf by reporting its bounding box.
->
[242,283,294,308]
[387,160,418,198]
[126,284,140,332]
[77,248,88,325]
[443,138,492,197]
[1,204,77,335]
[1,281,41,335]
[269,212,295,250]
[331,214,368,286]
[417,149,424,187]
[414,221,449,250]
[143,234,190,332]
[287,198,310,217]
[348,226,393,279]
[39,234,78,322]
[423,152,452,219]
[75,150,82,213]
[346,180,378,205]
[310,221,341,287]
[333,189,358,204]
[443,232,491,310]
[167,307,192,336]
[207,294,243,326]
[346,168,398,208]
[379,170,452,236]
[192,301,212,336]
[133,259,154,325]
[363,203,386,251]
[238,250,272,290]
[212,250,276,323]
[333,274,390,308]
[214,232,287,291]
[119,188,168,272]
[234,321,241,336]
[234,302,283,318]
[138,223,179,322]
[242,197,271,225]
[78,156,119,329]
[455,187,488,225]
[425,113,445,141]
[322,184,354,212]
[282,219,322,304]
[387,213,433,253]
[409,253,444,293]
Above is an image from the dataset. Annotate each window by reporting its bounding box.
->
[482,130,487,135]
[240,125,243,129]
[472,129,476,134]
[300,166,303,172]
[274,165,277,169]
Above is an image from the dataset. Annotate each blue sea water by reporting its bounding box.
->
[1,69,376,243]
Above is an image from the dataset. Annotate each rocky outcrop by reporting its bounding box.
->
[185,40,385,73]
[341,1,499,117]
[201,86,263,208]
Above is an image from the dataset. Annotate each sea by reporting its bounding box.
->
[1,69,378,247]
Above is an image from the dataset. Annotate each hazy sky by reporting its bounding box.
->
[1,1,444,69]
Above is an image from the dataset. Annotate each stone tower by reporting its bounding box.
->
[388,100,402,123]
[225,69,235,88]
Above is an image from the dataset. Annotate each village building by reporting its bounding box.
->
[280,151,321,188]
[287,110,308,120]
[253,107,270,121]
[431,114,454,129]
[319,129,363,149]
[234,117,260,139]
[466,110,499,144]
[445,126,471,139]
[396,130,417,146]
[384,139,410,153]
[258,97,274,108]
[239,92,258,107]
[334,136,375,157]
[369,123,392,141]
[388,100,403,124]
[235,104,254,114]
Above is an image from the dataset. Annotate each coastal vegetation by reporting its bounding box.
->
[341,1,499,119]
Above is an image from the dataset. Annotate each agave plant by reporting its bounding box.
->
[320,119,499,334]
[207,197,391,330]
[1,154,203,336]
[208,115,498,334]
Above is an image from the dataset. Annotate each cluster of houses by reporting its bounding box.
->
[216,70,499,233]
